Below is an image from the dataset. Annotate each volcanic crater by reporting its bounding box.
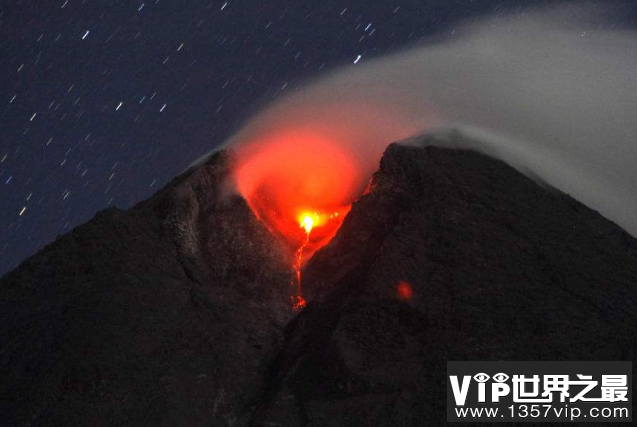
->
[2,132,637,426]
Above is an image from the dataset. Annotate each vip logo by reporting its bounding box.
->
[447,362,632,422]
[450,372,628,405]
[450,373,511,405]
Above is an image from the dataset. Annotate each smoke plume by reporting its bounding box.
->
[219,2,637,239]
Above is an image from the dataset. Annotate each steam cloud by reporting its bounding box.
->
[217,3,637,237]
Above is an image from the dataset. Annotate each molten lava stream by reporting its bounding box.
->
[290,211,346,310]
[291,215,314,310]
[232,132,359,310]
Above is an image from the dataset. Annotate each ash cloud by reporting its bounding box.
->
[219,3,637,236]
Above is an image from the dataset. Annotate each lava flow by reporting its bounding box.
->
[291,211,342,309]
[232,130,363,308]
[291,214,313,310]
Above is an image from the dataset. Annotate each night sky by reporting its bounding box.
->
[1,0,633,276]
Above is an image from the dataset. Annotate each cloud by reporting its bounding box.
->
[219,2,637,236]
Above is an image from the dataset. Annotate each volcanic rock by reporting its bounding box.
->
[253,136,637,426]
[0,151,294,426]
[2,133,637,426]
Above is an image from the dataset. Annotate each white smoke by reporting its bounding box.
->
[211,2,637,236]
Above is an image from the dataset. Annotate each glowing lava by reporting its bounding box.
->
[233,131,360,252]
[232,131,364,309]
[290,211,342,309]
[301,214,314,234]
[291,214,313,310]
[396,281,414,302]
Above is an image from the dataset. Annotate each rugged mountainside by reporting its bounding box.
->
[0,151,294,426]
[2,134,637,426]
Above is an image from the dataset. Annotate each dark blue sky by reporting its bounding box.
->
[1,0,634,276]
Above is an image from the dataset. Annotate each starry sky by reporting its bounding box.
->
[2,0,633,276]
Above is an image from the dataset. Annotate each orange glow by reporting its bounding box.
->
[234,131,360,258]
[397,281,414,301]
[233,130,368,309]
[225,94,423,309]
[300,214,315,233]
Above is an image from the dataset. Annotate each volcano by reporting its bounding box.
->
[2,132,637,426]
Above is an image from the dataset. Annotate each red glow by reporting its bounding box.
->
[397,281,414,301]
[233,130,367,309]
[227,96,424,309]
[234,131,359,257]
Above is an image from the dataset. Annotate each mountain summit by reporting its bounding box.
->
[2,133,637,426]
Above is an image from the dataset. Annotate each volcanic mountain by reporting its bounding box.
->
[1,132,637,426]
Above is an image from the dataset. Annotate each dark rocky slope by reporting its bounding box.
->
[2,134,637,426]
[0,151,294,426]
[254,138,637,426]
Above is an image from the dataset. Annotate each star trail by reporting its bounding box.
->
[1,0,635,276]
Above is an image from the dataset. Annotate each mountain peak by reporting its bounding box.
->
[2,134,637,426]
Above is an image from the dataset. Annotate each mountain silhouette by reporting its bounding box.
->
[2,133,636,426]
